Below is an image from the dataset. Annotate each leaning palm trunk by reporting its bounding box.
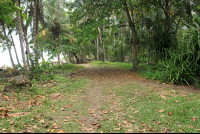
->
[55,37,61,65]
[98,27,105,62]
[11,34,22,68]
[96,37,99,61]
[58,34,70,63]
[123,0,138,71]
[16,0,28,70]
[2,23,17,71]
[33,0,38,65]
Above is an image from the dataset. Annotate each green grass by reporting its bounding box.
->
[97,83,200,133]
[0,63,90,133]
[90,61,133,70]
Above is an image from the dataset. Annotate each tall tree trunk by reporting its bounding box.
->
[96,37,99,61]
[122,0,138,71]
[19,1,33,69]
[84,45,86,63]
[36,0,40,64]
[11,33,22,68]
[33,0,38,65]
[98,27,105,62]
[55,37,61,65]
[2,23,17,71]
[58,34,70,63]
[16,0,28,70]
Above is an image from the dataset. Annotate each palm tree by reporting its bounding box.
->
[0,20,17,71]
[16,0,28,70]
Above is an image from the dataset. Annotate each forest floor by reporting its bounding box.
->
[0,62,200,133]
[75,62,200,133]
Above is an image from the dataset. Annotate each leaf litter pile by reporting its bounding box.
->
[0,64,200,133]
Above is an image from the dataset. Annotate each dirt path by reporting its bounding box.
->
[75,63,200,132]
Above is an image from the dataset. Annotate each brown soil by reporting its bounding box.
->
[75,63,200,133]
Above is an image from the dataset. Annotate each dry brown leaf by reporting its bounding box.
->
[131,120,135,123]
[89,110,95,114]
[122,120,127,124]
[168,111,173,115]
[116,123,120,126]
[134,111,139,114]
[160,95,166,99]
[63,104,72,108]
[147,129,156,132]
[141,123,146,126]
[10,121,13,125]
[127,129,133,133]
[53,123,57,126]
[158,109,164,113]
[51,129,55,132]
[8,112,30,118]
[99,131,103,133]
[195,129,200,131]
[114,128,120,131]
[91,122,98,125]
[192,117,197,121]
[39,119,45,123]
[103,111,108,114]
[175,100,179,103]
[57,130,65,133]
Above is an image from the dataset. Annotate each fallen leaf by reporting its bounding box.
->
[168,111,173,115]
[181,110,185,116]
[160,95,166,99]
[10,121,13,125]
[91,122,98,125]
[195,129,200,131]
[175,100,179,103]
[116,123,120,126]
[51,129,55,132]
[127,129,133,132]
[57,130,65,133]
[161,115,165,117]
[60,108,65,111]
[114,128,120,131]
[23,130,32,133]
[39,119,45,123]
[89,109,95,114]
[103,111,108,114]
[63,104,72,108]
[156,121,161,124]
[122,120,128,124]
[131,120,135,123]
[42,125,49,128]
[192,117,197,121]
[141,123,146,126]
[99,131,103,133]
[147,129,156,132]
[134,111,139,114]
[159,109,165,113]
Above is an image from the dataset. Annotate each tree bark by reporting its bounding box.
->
[16,0,28,70]
[2,23,17,71]
[33,0,38,65]
[11,33,22,68]
[55,37,61,66]
[98,27,105,62]
[58,34,70,63]
[122,0,138,71]
[96,37,99,61]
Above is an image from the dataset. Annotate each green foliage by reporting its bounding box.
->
[159,49,197,85]
[0,0,21,25]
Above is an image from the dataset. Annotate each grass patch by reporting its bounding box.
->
[90,61,133,70]
[0,64,89,133]
[98,83,200,133]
